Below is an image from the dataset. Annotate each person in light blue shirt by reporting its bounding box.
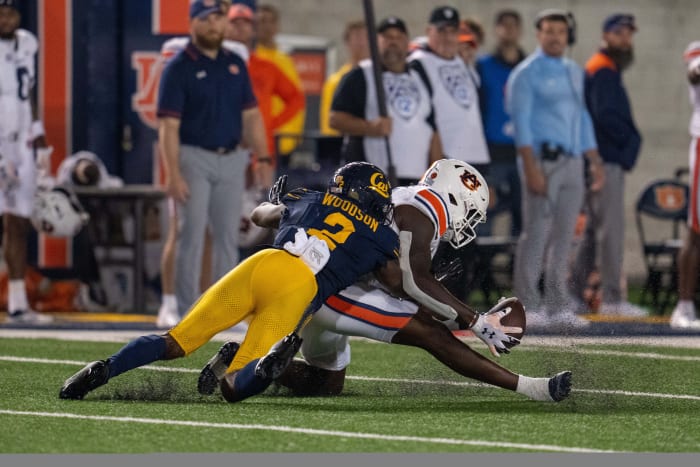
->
[505,9,604,329]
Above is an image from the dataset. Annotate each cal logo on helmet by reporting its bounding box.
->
[370,172,390,198]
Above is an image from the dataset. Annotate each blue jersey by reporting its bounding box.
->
[275,189,399,310]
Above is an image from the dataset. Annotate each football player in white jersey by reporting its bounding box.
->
[670,41,700,329]
[201,159,573,402]
[0,0,52,323]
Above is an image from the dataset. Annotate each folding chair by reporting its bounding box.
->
[635,178,689,312]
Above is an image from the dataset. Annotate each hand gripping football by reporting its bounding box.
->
[486,296,526,341]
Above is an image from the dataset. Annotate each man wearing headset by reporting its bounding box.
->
[505,10,604,329]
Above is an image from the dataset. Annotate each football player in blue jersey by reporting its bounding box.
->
[59,162,400,403]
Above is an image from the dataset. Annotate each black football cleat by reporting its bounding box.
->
[548,371,572,402]
[59,360,110,400]
[255,332,303,381]
[198,341,240,395]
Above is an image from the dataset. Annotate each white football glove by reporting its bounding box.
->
[471,297,523,358]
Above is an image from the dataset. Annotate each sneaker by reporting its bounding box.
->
[670,303,700,329]
[6,309,54,324]
[254,332,303,381]
[599,301,647,317]
[198,341,240,395]
[548,371,572,402]
[156,303,180,329]
[59,360,110,400]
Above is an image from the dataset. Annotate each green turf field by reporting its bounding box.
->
[1,336,699,453]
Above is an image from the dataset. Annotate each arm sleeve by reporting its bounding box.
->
[331,67,366,118]
[585,69,637,148]
[505,67,534,148]
[156,61,185,118]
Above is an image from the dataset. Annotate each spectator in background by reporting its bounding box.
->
[157,0,272,319]
[409,6,489,173]
[320,20,369,135]
[0,0,52,323]
[670,41,700,329]
[506,10,604,328]
[227,3,305,162]
[409,6,490,303]
[156,2,242,328]
[476,9,526,236]
[460,16,485,50]
[330,16,441,185]
[457,16,484,72]
[255,4,306,156]
[571,14,645,317]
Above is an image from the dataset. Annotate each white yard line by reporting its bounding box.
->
[0,409,617,453]
[2,355,699,402]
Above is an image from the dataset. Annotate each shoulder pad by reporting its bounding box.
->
[16,29,38,54]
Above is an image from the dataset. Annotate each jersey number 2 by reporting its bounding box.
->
[307,212,355,251]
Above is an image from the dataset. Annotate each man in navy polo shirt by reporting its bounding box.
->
[157,0,272,318]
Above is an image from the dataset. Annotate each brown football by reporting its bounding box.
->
[495,297,527,342]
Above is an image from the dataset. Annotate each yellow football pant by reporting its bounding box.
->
[169,248,318,372]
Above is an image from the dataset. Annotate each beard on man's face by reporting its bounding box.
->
[607,46,634,71]
[195,30,224,49]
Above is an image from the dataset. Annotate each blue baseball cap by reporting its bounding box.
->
[0,0,19,10]
[603,14,637,33]
[189,0,225,20]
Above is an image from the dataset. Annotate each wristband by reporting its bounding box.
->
[468,312,480,329]
[31,120,46,138]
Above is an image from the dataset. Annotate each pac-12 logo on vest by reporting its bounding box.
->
[131,51,165,130]
[384,74,421,120]
[438,64,472,109]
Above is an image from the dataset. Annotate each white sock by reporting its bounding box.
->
[161,294,177,312]
[515,375,552,402]
[8,280,29,314]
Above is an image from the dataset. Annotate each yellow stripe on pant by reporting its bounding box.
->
[169,248,318,372]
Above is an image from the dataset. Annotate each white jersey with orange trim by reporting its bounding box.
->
[0,28,37,138]
[688,55,700,138]
[299,184,453,370]
[160,37,249,63]
[391,185,450,258]
[0,29,39,217]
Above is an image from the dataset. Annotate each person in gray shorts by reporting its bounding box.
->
[157,0,272,317]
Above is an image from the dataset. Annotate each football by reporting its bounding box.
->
[491,297,527,342]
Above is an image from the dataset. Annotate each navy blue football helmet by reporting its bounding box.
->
[328,162,393,224]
